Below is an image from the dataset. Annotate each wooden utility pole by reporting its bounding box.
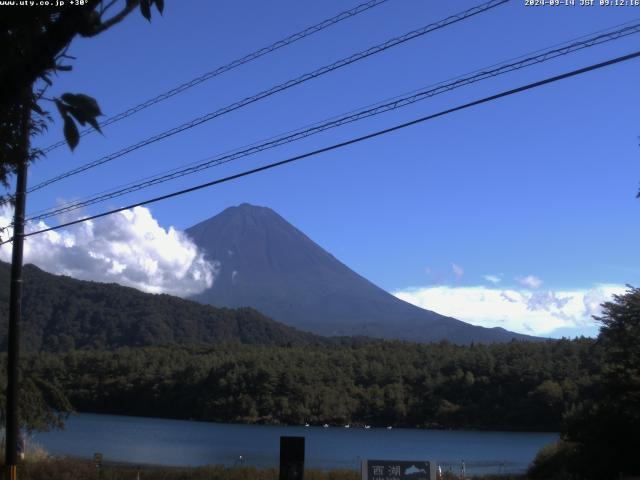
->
[4,87,31,480]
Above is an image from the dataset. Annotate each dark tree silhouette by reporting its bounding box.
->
[530,286,640,479]
[562,286,640,478]
[0,0,164,198]
[0,0,164,434]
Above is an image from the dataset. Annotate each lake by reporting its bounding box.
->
[31,413,557,475]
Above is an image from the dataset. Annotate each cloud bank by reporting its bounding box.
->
[393,283,626,337]
[0,206,217,297]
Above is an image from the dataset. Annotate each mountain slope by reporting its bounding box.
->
[187,203,536,344]
[0,261,323,352]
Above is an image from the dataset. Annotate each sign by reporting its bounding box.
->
[361,460,437,480]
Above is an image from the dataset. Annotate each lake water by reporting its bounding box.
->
[31,413,557,475]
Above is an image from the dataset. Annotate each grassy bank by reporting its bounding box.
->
[4,442,529,480]
[16,458,359,480]
[9,457,530,480]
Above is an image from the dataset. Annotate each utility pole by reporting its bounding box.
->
[4,87,31,480]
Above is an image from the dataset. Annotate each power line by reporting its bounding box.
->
[38,0,393,155]
[26,17,640,221]
[24,21,640,223]
[4,48,638,245]
[27,0,509,194]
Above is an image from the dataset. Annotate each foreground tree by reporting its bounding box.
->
[531,286,640,479]
[0,363,71,433]
[568,286,640,478]
[0,4,164,474]
[0,0,164,198]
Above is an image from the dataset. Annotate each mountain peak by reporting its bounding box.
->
[187,203,337,278]
[209,203,287,227]
[227,202,275,214]
[235,202,268,211]
[186,205,537,344]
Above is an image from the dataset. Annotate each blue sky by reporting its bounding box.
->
[7,0,640,337]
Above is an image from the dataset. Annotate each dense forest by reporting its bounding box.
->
[0,262,326,351]
[0,259,636,477]
[1,280,636,478]
[2,261,599,433]
[0,262,530,350]
[18,338,598,432]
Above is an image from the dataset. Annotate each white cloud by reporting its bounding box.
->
[0,206,217,297]
[484,274,501,284]
[517,275,542,289]
[452,263,464,279]
[393,284,626,337]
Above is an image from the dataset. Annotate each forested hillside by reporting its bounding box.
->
[0,262,323,351]
[23,338,598,432]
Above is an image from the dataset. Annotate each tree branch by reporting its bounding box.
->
[100,0,119,16]
[0,2,101,116]
[0,0,140,116]
[83,0,140,38]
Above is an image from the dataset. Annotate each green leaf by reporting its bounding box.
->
[66,106,88,126]
[140,0,151,21]
[54,99,67,117]
[60,93,103,117]
[87,117,103,134]
[154,0,164,14]
[63,116,80,151]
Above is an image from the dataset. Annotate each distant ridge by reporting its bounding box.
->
[187,203,537,344]
[0,261,324,352]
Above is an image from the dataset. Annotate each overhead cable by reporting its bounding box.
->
[39,0,393,154]
[3,48,637,244]
[25,21,640,223]
[27,0,509,194]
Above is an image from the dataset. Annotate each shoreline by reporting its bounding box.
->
[65,410,560,435]
[29,412,555,476]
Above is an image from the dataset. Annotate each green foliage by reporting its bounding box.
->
[0,261,608,434]
[0,0,161,196]
[139,0,165,21]
[527,441,582,480]
[55,93,104,150]
[22,338,596,432]
[559,286,640,478]
[0,358,71,432]
[0,262,323,352]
